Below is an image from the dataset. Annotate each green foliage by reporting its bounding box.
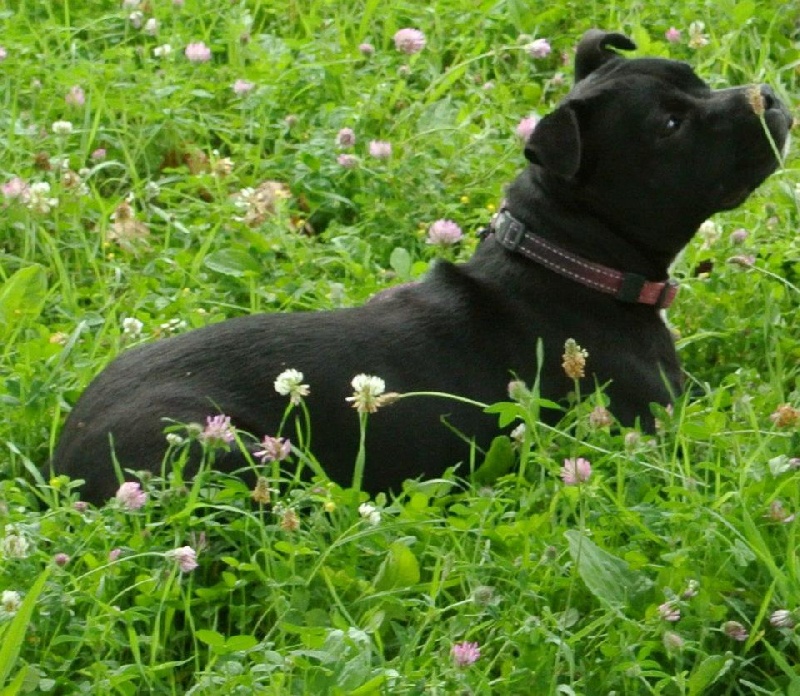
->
[0,0,799,693]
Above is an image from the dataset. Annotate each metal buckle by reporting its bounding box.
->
[495,211,525,251]
[656,279,679,309]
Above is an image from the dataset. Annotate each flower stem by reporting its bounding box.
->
[351,411,368,492]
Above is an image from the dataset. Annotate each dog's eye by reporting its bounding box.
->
[662,115,683,135]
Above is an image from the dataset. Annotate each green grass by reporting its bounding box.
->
[1,0,799,693]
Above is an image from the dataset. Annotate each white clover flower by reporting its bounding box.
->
[2,532,31,559]
[128,10,144,28]
[274,369,310,405]
[153,44,172,58]
[51,120,74,135]
[122,317,143,337]
[25,182,59,214]
[688,21,709,49]
[510,423,526,445]
[699,219,721,250]
[0,590,22,618]
[346,374,388,414]
[143,17,158,36]
[358,502,381,526]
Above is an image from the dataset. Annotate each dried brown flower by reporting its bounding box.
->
[562,338,588,380]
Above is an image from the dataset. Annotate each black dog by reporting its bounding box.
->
[52,30,792,504]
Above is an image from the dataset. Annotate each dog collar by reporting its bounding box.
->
[487,209,679,309]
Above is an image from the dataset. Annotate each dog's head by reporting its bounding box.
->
[524,29,792,257]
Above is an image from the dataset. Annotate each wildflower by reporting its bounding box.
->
[765,499,795,524]
[472,585,496,606]
[65,85,85,107]
[91,147,107,160]
[727,254,755,268]
[166,433,185,446]
[2,177,28,199]
[61,169,88,195]
[122,317,144,337]
[346,374,389,414]
[26,182,59,214]
[510,423,526,445]
[562,338,588,379]
[658,601,681,622]
[507,380,530,402]
[109,198,150,250]
[168,546,198,572]
[185,41,212,63]
[0,47,7,61]
[589,405,613,428]
[153,44,172,58]
[561,457,592,485]
[368,140,392,159]
[280,508,300,532]
[515,116,538,141]
[451,640,481,668]
[201,414,236,446]
[770,609,796,628]
[0,591,22,618]
[359,42,375,56]
[158,318,187,334]
[2,532,30,559]
[143,17,158,36]
[663,631,684,652]
[770,403,800,428]
[233,79,254,95]
[528,38,552,59]
[53,552,70,567]
[323,500,336,513]
[274,368,310,405]
[51,120,73,135]
[336,127,356,148]
[722,620,748,641]
[358,502,382,525]
[211,155,233,178]
[746,84,765,116]
[115,481,147,510]
[232,180,291,227]
[688,21,709,49]
[394,28,426,55]
[427,219,463,246]
[698,219,719,248]
[665,27,681,43]
[128,10,144,28]
[254,435,291,463]
[337,153,359,169]
[108,548,122,562]
[729,228,748,244]
[681,579,699,599]
[251,476,272,504]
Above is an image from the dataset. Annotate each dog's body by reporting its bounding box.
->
[52,31,791,504]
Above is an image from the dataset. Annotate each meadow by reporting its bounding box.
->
[1,0,799,693]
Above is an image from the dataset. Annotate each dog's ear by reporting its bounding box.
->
[524,104,581,179]
[575,29,636,82]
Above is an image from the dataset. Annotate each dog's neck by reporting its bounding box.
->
[501,167,694,280]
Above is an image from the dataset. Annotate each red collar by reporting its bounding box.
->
[489,210,679,309]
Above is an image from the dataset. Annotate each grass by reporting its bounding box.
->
[1,0,799,693]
